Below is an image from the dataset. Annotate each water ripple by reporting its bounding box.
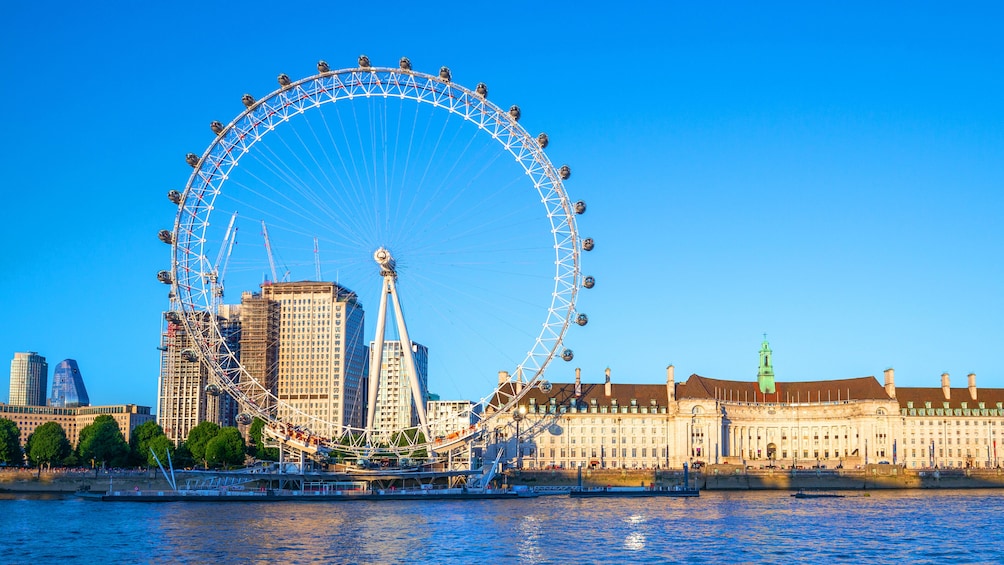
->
[1,490,1003,564]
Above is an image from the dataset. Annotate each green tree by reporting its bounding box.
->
[146,435,176,468]
[78,415,130,468]
[129,421,166,467]
[186,421,220,468]
[172,442,195,469]
[248,418,278,461]
[205,427,245,468]
[26,422,71,472]
[0,418,23,466]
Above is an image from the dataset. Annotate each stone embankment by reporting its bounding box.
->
[512,465,1004,490]
[5,465,1004,493]
[0,469,173,493]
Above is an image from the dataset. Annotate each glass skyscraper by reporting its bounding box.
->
[48,359,90,408]
[9,352,48,406]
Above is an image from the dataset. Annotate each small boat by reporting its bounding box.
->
[791,489,845,499]
[570,485,699,498]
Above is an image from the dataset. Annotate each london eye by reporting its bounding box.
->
[160,56,593,461]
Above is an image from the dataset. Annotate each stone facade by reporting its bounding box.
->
[496,348,1003,471]
[0,403,155,448]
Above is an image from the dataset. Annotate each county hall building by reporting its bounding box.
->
[496,338,1004,471]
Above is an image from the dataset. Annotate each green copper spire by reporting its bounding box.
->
[757,333,776,394]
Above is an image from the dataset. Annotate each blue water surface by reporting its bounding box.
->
[1,489,1001,564]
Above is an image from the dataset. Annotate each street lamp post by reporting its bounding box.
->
[513,406,527,471]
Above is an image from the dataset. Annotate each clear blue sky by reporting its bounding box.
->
[2,2,1001,409]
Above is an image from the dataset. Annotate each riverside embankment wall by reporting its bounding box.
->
[514,465,1004,491]
[0,469,173,493]
[5,465,1004,493]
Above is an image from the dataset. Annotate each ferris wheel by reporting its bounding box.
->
[159,55,595,460]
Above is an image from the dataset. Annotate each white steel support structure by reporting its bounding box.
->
[365,248,430,443]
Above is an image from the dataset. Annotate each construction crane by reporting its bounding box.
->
[314,236,321,282]
[261,220,278,284]
[209,212,239,313]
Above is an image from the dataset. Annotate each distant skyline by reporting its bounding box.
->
[2,2,1001,409]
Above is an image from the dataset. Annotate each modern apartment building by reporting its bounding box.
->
[9,352,48,406]
[370,340,428,435]
[157,310,239,444]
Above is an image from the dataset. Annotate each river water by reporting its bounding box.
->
[2,489,1001,564]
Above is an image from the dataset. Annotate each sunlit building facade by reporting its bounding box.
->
[495,340,1004,470]
[265,281,367,436]
[370,340,428,434]
[9,352,48,406]
[0,403,154,448]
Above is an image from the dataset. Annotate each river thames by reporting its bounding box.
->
[2,489,1001,564]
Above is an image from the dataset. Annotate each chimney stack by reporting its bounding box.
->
[941,372,951,400]
[574,367,582,398]
[883,368,896,398]
[604,367,612,397]
[667,365,676,402]
[968,373,977,401]
[498,370,509,385]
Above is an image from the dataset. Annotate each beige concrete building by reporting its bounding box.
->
[264,281,367,436]
[0,403,154,448]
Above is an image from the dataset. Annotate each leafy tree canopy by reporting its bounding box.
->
[248,418,278,461]
[26,422,71,468]
[186,421,221,467]
[205,427,245,468]
[0,418,23,466]
[146,435,176,468]
[78,415,129,468]
[129,421,166,466]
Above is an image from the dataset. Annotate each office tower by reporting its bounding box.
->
[9,352,48,406]
[264,281,367,437]
[48,359,90,407]
[370,340,428,434]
